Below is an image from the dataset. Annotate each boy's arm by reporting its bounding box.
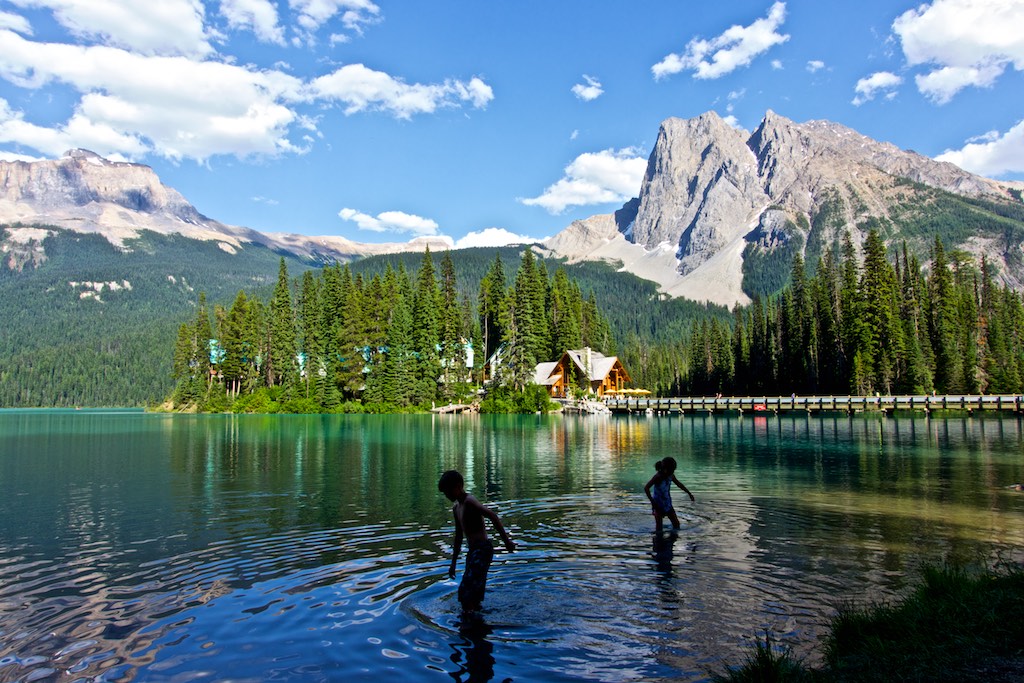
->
[472,498,516,552]
[448,510,463,578]
[672,475,695,501]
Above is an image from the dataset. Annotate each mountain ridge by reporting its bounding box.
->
[0,149,452,267]
[3,111,1023,308]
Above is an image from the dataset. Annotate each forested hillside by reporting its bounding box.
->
[0,226,312,406]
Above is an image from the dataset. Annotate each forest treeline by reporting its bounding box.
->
[173,230,1024,414]
[622,230,1024,397]
[171,248,615,413]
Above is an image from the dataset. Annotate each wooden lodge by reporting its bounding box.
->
[533,348,631,398]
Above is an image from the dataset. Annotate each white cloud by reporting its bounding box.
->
[521,148,648,214]
[771,59,783,70]
[0,96,148,157]
[852,71,903,106]
[652,2,789,80]
[0,30,305,159]
[936,119,1024,177]
[8,0,213,57]
[572,75,603,101]
[290,0,380,36]
[309,65,492,119]
[723,115,742,130]
[0,11,32,34]
[967,130,1001,144]
[0,149,42,162]
[806,59,825,72]
[454,227,541,249]
[221,0,284,45]
[913,63,1005,103]
[892,0,1024,104]
[338,207,439,236]
[0,26,493,161]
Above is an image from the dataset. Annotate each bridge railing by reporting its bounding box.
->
[603,394,1023,414]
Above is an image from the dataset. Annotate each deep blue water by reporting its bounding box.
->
[1,411,1022,682]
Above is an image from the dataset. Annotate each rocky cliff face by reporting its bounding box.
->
[630,113,768,275]
[630,111,1014,271]
[549,110,1023,304]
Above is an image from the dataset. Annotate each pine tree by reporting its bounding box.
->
[412,249,441,404]
[478,253,507,379]
[298,270,321,399]
[220,290,249,398]
[859,229,904,393]
[549,267,583,356]
[929,238,964,393]
[438,251,465,397]
[268,258,297,389]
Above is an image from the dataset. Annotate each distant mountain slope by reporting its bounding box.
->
[0,149,452,264]
[543,111,1024,306]
[0,226,313,406]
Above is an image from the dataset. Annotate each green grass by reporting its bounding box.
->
[713,563,1024,683]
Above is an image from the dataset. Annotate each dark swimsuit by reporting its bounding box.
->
[456,497,494,610]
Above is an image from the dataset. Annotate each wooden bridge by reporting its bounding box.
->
[604,394,1024,416]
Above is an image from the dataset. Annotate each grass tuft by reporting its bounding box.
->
[710,632,817,683]
[712,563,1024,683]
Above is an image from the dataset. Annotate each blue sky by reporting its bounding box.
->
[0,1,1022,248]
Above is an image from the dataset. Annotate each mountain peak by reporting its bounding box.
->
[547,109,1024,306]
[64,149,103,160]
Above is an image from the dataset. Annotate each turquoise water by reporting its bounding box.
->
[0,411,1022,682]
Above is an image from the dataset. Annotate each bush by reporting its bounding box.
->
[231,389,279,414]
[281,397,322,414]
[480,384,557,414]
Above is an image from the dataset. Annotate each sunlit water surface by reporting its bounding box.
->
[1,411,1022,682]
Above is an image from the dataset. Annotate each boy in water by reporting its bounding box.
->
[438,470,516,612]
[644,457,695,532]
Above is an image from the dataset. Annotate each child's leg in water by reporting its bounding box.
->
[667,509,681,530]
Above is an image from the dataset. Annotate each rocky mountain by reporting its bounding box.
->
[544,111,1024,306]
[4,112,1023,310]
[0,149,449,269]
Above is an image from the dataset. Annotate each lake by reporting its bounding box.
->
[1,410,1022,682]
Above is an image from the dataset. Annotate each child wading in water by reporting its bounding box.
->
[438,470,515,612]
[644,457,695,531]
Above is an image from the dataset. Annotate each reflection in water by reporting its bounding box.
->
[652,530,679,575]
[0,411,1023,682]
[450,613,500,683]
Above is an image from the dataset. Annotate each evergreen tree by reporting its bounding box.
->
[298,270,321,399]
[929,238,964,392]
[859,229,904,393]
[412,249,441,404]
[220,290,249,398]
[549,268,583,356]
[478,253,507,384]
[267,258,297,389]
[438,251,466,397]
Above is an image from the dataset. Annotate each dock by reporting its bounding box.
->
[604,394,1024,416]
[430,403,478,414]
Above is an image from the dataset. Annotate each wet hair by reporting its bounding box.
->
[438,470,464,492]
[655,459,663,471]
[661,457,677,473]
